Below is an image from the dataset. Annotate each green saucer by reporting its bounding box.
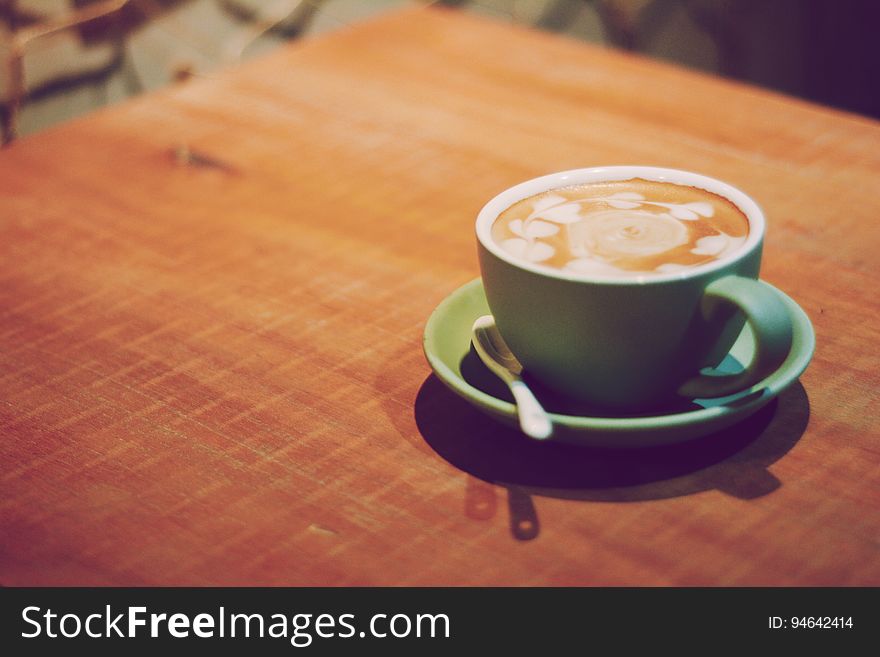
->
[422,278,814,447]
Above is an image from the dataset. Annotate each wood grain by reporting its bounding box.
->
[1,6,878,586]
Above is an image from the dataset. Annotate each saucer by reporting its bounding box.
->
[422,278,814,447]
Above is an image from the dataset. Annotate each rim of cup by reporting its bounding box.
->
[475,166,765,285]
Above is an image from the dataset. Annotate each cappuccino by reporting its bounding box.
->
[491,178,749,277]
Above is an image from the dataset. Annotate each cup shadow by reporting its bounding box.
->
[374,331,809,542]
[414,373,810,503]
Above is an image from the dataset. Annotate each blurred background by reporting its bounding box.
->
[2,0,879,144]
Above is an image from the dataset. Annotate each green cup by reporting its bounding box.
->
[476,166,793,411]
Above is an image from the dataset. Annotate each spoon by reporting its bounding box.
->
[471,315,553,440]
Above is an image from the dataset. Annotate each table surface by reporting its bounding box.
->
[1,6,878,586]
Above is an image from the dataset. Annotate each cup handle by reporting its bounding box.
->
[678,276,793,399]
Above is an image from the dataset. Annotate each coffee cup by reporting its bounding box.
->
[475,166,793,411]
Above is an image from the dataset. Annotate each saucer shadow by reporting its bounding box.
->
[414,373,810,504]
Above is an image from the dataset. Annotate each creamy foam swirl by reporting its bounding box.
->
[569,209,689,258]
[491,179,749,277]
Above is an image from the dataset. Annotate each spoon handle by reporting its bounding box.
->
[509,380,553,440]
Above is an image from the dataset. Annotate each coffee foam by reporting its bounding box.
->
[491,179,749,277]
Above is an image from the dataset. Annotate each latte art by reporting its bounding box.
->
[570,209,688,257]
[491,179,749,277]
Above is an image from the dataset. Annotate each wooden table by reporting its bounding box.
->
[1,6,878,586]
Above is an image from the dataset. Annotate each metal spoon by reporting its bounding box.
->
[472,315,553,440]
